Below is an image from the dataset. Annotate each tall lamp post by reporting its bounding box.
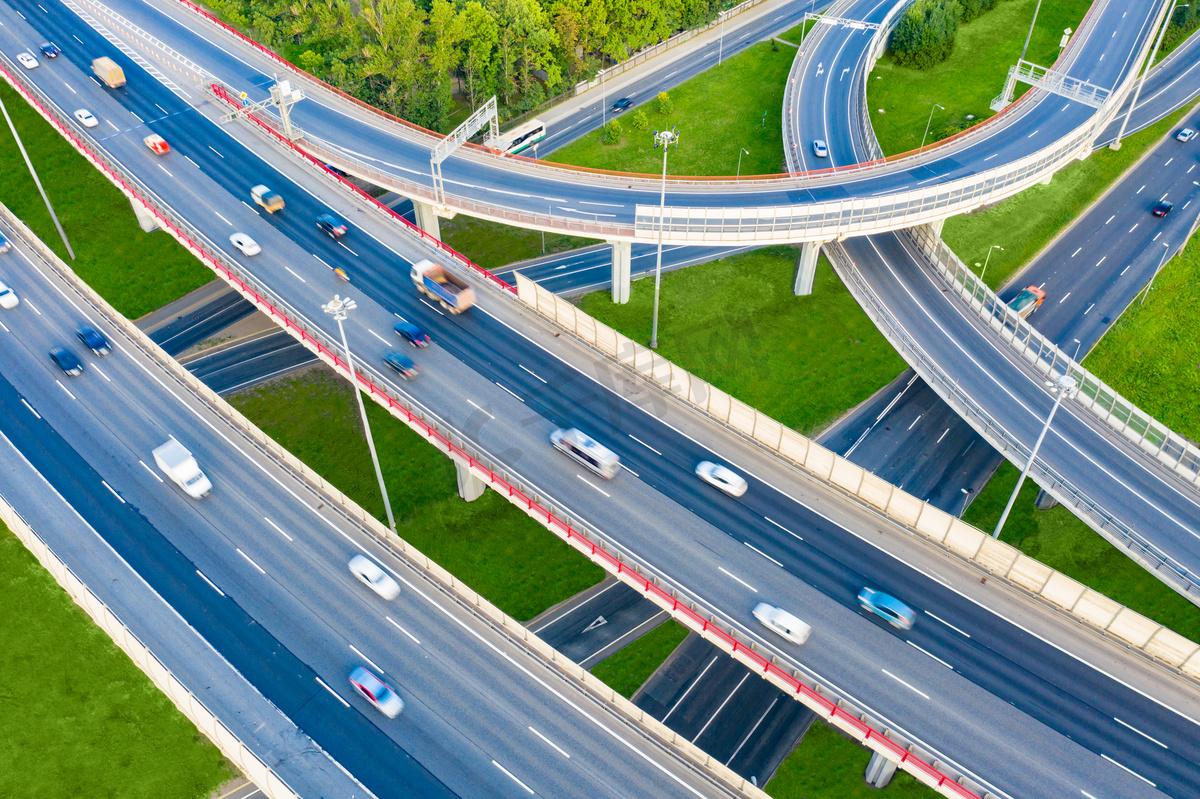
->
[649,127,680,349]
[718,10,728,65]
[1018,0,1044,62]
[920,103,944,150]
[736,147,750,177]
[1138,241,1172,305]
[993,374,1077,539]
[323,294,397,535]
[1112,1,1186,150]
[978,244,1003,283]
[600,67,609,129]
[0,92,75,259]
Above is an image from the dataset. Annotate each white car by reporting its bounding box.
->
[695,460,748,497]
[73,109,98,128]
[0,281,18,309]
[17,52,38,69]
[348,555,400,600]
[348,666,404,718]
[1177,128,1197,143]
[229,232,260,256]
[812,139,828,158]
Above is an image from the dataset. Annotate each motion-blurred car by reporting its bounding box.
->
[229,232,261,256]
[348,666,404,718]
[348,555,401,600]
[857,587,916,630]
[611,98,632,113]
[393,321,431,348]
[384,351,419,379]
[1007,285,1045,319]
[1152,200,1174,217]
[0,232,10,253]
[316,214,347,238]
[812,139,828,158]
[0,281,18,309]
[695,460,748,497]
[73,109,98,128]
[77,327,111,356]
[17,52,38,69]
[143,133,170,155]
[1177,128,1196,142]
[50,347,84,377]
[39,42,60,59]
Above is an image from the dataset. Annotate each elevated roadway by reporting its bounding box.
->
[4,5,1200,796]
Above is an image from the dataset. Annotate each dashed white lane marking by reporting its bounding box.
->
[882,669,928,699]
[236,547,266,574]
[315,677,349,707]
[264,517,294,542]
[1114,717,1168,749]
[492,761,534,794]
[196,570,225,596]
[386,616,421,644]
[528,726,571,758]
[718,566,757,592]
[744,541,782,567]
[628,434,662,456]
[348,644,382,673]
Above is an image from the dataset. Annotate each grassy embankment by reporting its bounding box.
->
[590,621,690,698]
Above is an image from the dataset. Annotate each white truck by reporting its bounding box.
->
[411,259,475,314]
[153,439,212,498]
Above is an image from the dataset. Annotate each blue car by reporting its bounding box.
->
[39,42,60,58]
[857,587,916,630]
[393,321,431,348]
[77,326,111,356]
[50,347,83,377]
[0,231,10,253]
[383,351,419,379]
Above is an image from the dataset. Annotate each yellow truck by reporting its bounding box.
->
[91,56,125,88]
[251,185,285,214]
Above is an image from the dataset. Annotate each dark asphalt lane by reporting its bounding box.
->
[144,289,257,356]
[0,367,456,799]
[180,329,318,394]
[13,6,1200,792]
[529,578,669,668]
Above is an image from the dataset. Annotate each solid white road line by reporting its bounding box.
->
[662,656,719,723]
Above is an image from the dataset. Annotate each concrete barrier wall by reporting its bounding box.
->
[515,272,1200,681]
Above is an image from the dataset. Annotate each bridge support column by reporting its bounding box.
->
[455,462,487,502]
[1041,173,1053,186]
[129,198,159,233]
[1035,488,1059,510]
[865,752,897,787]
[929,218,945,238]
[793,240,825,296]
[609,239,632,304]
[413,199,442,240]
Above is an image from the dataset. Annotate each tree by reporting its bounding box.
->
[628,108,648,131]
[657,91,672,115]
[458,2,499,110]
[360,0,423,115]
[298,49,325,76]
[602,118,622,144]
[890,0,961,69]
[423,0,466,128]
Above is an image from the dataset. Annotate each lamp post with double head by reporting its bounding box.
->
[650,127,680,349]
[323,294,397,534]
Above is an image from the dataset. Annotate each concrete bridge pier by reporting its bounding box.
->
[130,198,159,233]
[793,240,826,296]
[455,461,487,502]
[413,199,442,240]
[864,751,898,787]
[610,239,632,303]
[929,218,945,238]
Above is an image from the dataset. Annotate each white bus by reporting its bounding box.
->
[487,119,546,155]
[550,428,620,479]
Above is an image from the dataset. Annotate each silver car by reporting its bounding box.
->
[348,666,404,718]
[348,555,401,600]
[695,460,748,497]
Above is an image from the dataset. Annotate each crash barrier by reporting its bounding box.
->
[514,271,1200,678]
[0,475,302,798]
[1,53,996,799]
[0,63,772,799]
[908,224,1200,489]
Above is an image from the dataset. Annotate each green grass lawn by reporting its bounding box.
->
[0,524,233,799]
[229,369,604,621]
[550,40,793,177]
[579,247,907,435]
[0,84,211,319]
[440,215,596,271]
[590,621,690,698]
[963,463,1200,640]
[943,105,1195,291]
[867,0,1092,156]
[766,722,938,798]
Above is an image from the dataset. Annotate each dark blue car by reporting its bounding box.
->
[77,326,111,356]
[40,42,60,58]
[393,321,431,348]
[50,347,83,377]
[383,351,419,379]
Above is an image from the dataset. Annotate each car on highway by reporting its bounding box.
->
[316,214,348,238]
[76,326,111,356]
[348,555,401,600]
[695,460,748,497]
[857,587,916,630]
[143,134,170,155]
[393,321,431,348]
[229,232,261,256]
[752,602,812,644]
[1152,200,1173,217]
[50,347,84,377]
[611,98,633,113]
[17,52,38,69]
[0,281,18,309]
[1007,285,1045,319]
[383,350,420,379]
[73,109,98,128]
[812,139,828,158]
[0,232,10,253]
[1177,128,1196,142]
[39,42,60,59]
[551,428,620,479]
[348,666,404,718]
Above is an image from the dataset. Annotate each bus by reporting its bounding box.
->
[550,428,620,479]
[486,119,546,156]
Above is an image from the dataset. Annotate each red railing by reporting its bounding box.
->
[0,59,983,799]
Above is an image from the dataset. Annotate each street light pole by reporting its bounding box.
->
[650,127,679,349]
[993,375,1077,538]
[980,244,1003,283]
[737,147,749,177]
[1138,241,1172,305]
[719,11,727,65]
[600,68,608,130]
[920,103,944,150]
[323,294,397,535]
[1018,0,1044,62]
[0,92,75,259]
[1111,1,1185,150]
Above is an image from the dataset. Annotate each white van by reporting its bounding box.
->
[550,428,620,479]
[753,602,812,645]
